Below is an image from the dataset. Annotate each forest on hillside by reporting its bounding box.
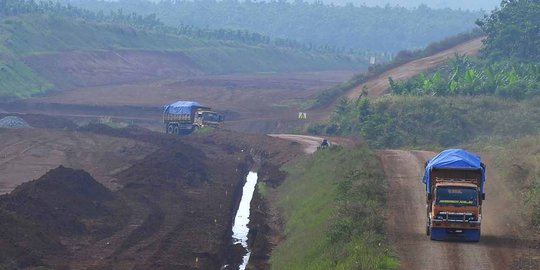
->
[1,0,325,53]
[312,0,540,148]
[389,0,540,99]
[307,0,500,10]
[61,0,484,52]
[0,0,370,99]
[123,0,501,10]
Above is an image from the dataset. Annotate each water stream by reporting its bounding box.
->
[229,171,258,270]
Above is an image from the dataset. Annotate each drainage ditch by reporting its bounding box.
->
[222,171,259,269]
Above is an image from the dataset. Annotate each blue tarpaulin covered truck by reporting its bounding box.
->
[423,149,486,241]
[163,101,224,135]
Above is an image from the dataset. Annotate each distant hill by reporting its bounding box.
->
[309,0,501,11]
[0,2,366,100]
[123,0,501,11]
[63,0,485,52]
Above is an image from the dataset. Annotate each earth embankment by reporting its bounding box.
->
[24,50,203,90]
[346,37,484,99]
[0,118,304,269]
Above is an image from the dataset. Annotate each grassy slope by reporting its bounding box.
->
[310,96,540,148]
[269,145,396,270]
[0,59,53,98]
[471,137,540,233]
[0,14,365,99]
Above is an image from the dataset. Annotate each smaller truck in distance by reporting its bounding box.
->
[423,149,486,242]
[163,101,224,134]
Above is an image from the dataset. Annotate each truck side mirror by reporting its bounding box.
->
[482,193,486,200]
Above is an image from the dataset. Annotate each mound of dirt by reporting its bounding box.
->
[0,112,77,129]
[0,166,128,269]
[0,116,31,129]
[0,123,304,269]
[3,166,127,236]
[0,207,64,269]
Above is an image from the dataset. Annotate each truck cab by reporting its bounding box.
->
[194,110,224,128]
[428,182,482,240]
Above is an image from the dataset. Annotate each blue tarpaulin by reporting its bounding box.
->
[422,149,485,193]
[163,101,202,115]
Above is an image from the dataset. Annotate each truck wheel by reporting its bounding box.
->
[173,126,180,135]
[167,124,174,134]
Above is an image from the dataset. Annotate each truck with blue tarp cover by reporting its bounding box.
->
[163,101,224,134]
[423,149,486,241]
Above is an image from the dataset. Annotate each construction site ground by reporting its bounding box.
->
[0,37,538,269]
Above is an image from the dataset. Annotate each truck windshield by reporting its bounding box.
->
[435,187,478,206]
[202,112,221,122]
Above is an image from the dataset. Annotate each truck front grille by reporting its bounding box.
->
[435,212,478,222]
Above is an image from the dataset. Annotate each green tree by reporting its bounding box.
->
[476,0,540,62]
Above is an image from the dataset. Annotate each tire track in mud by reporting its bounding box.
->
[380,150,533,270]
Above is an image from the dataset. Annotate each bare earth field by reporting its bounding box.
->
[0,128,157,194]
[9,71,357,134]
[0,123,304,269]
[1,38,537,269]
[380,150,539,270]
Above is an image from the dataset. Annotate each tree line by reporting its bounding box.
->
[307,0,540,147]
[1,0,367,56]
[61,0,484,53]
[389,0,540,99]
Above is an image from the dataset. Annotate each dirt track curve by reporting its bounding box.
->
[269,134,355,154]
[268,134,324,154]
[346,37,484,99]
[380,150,536,270]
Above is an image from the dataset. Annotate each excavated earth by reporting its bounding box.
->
[0,70,356,134]
[0,115,303,270]
[2,38,537,270]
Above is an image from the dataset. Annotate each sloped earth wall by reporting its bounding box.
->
[0,122,301,269]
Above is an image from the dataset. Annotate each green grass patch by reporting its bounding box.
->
[471,136,540,232]
[309,95,540,149]
[270,145,397,270]
[0,59,53,99]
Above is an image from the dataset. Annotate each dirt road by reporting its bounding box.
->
[268,134,324,154]
[346,37,484,99]
[268,134,355,154]
[380,150,537,270]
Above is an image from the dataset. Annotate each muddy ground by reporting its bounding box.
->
[2,37,535,270]
[0,50,358,269]
[1,70,356,134]
[0,117,304,269]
